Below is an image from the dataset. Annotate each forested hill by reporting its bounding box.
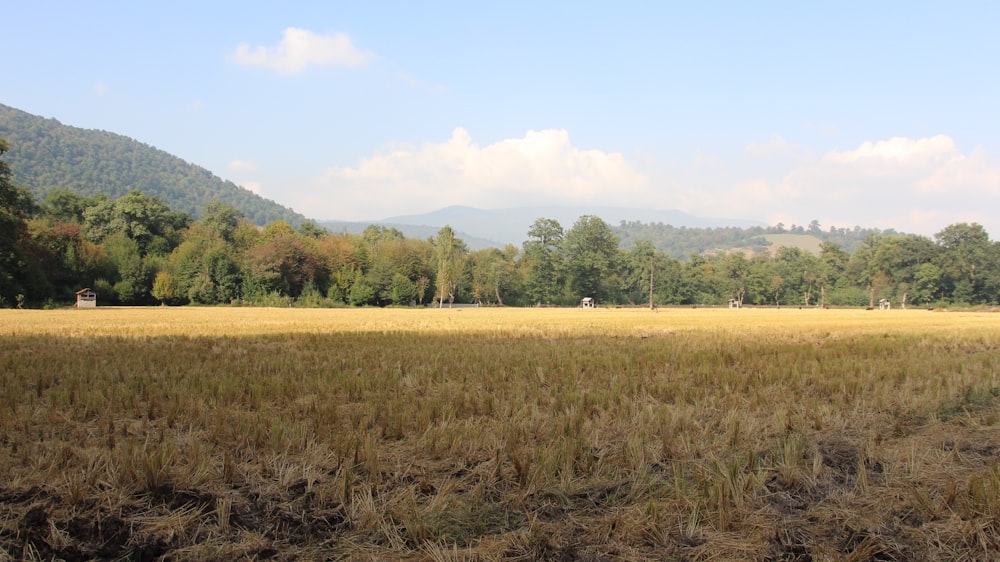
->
[0,103,305,226]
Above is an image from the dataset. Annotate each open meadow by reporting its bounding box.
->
[1,306,999,561]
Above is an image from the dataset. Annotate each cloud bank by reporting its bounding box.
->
[231,28,373,75]
[712,134,1000,235]
[301,128,648,220]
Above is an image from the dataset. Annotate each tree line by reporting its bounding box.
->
[2,142,999,308]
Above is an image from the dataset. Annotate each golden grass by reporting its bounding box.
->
[1,306,999,560]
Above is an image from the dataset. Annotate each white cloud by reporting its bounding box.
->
[687,134,1000,236]
[228,159,259,173]
[230,28,373,75]
[917,146,1000,195]
[299,128,649,220]
[823,135,956,165]
[91,82,109,94]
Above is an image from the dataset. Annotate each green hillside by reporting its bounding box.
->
[0,103,305,226]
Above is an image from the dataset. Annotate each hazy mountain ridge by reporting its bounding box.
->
[320,205,768,251]
[0,103,306,226]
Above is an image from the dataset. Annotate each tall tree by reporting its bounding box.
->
[433,225,466,307]
[522,218,565,305]
[719,252,752,307]
[624,240,667,308]
[0,138,45,302]
[935,223,991,304]
[562,215,619,302]
[201,201,243,243]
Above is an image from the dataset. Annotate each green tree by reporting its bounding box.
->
[912,263,943,305]
[773,247,822,306]
[0,138,45,301]
[719,252,752,307]
[680,254,716,304]
[244,230,329,299]
[433,225,466,307]
[846,234,881,307]
[298,220,328,239]
[469,245,519,306]
[42,189,91,224]
[522,218,565,305]
[201,201,243,243]
[83,190,189,257]
[872,234,937,307]
[103,232,155,304]
[389,272,419,305]
[935,223,991,304]
[151,270,179,305]
[623,240,672,308]
[563,215,619,302]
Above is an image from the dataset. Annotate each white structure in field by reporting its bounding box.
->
[75,288,97,308]
[581,297,595,308]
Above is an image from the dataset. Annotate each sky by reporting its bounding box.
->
[3,1,999,237]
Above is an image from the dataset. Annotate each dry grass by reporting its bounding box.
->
[1,306,999,560]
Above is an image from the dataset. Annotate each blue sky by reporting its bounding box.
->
[4,1,999,236]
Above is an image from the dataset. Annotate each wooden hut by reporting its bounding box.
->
[75,288,97,308]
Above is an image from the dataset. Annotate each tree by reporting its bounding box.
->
[244,230,329,299]
[298,220,328,239]
[389,272,419,305]
[719,252,752,307]
[935,223,991,304]
[846,234,881,308]
[43,189,91,224]
[0,138,44,301]
[871,234,937,307]
[562,215,619,302]
[680,254,717,304]
[83,190,189,257]
[433,225,466,307]
[469,245,519,306]
[912,263,942,305]
[522,218,565,305]
[151,270,179,305]
[773,247,822,306]
[624,240,668,309]
[201,201,243,243]
[103,232,155,304]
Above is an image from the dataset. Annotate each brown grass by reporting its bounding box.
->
[1,307,998,560]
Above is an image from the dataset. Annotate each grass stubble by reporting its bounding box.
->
[0,307,999,561]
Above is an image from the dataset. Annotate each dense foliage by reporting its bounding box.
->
[1,153,998,309]
[0,103,305,226]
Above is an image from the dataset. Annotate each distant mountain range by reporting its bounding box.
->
[0,103,305,226]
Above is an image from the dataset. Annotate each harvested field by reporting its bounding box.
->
[1,307,999,560]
